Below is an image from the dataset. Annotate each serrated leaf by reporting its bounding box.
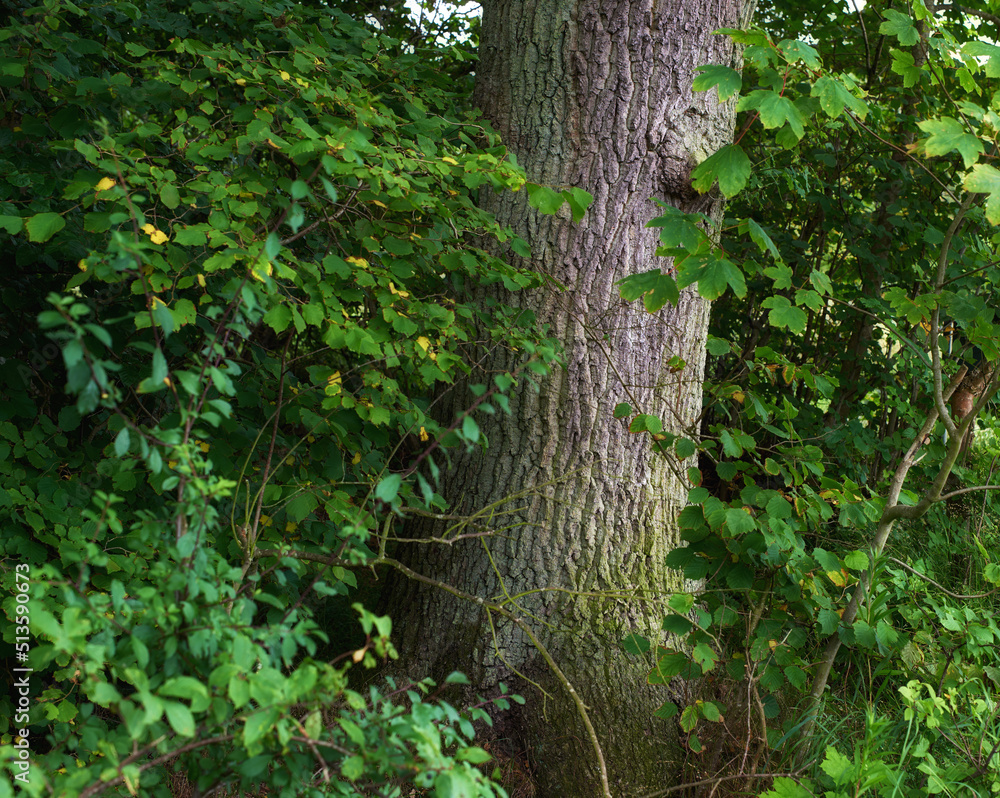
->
[919,117,984,169]
[761,295,808,332]
[964,164,1000,224]
[811,75,868,120]
[963,40,1000,77]
[26,212,66,243]
[890,48,922,88]
[526,183,564,215]
[820,746,855,786]
[561,187,593,222]
[690,144,751,198]
[613,402,633,419]
[692,64,742,101]
[725,507,756,535]
[778,39,821,68]
[879,9,919,46]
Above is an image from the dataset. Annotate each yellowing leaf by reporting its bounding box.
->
[285,522,297,533]
[196,274,206,288]
[731,390,745,403]
[441,156,458,165]
[279,70,291,80]
[416,337,430,352]
[371,199,387,209]
[419,426,429,441]
[95,177,116,192]
[345,256,368,268]
[828,570,846,586]
[235,78,247,86]
[352,452,361,465]
[198,441,210,452]
[78,260,88,272]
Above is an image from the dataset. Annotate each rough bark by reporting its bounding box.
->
[386,1,748,795]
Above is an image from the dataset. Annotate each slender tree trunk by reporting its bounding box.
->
[387,1,749,795]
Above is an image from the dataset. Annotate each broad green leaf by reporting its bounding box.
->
[164,701,195,737]
[811,75,868,120]
[621,633,651,655]
[963,40,1000,77]
[890,48,921,88]
[690,144,751,198]
[761,295,807,332]
[919,117,983,169]
[526,183,563,215]
[879,9,919,46]
[677,255,746,300]
[160,183,180,209]
[692,64,742,101]
[613,402,633,418]
[0,215,23,234]
[778,39,821,68]
[561,187,593,222]
[25,212,66,243]
[375,473,403,503]
[738,91,805,138]
[725,508,756,535]
[820,746,855,786]
[964,164,1000,223]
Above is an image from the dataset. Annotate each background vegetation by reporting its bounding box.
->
[4,0,1000,796]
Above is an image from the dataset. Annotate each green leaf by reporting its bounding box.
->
[613,402,633,419]
[0,215,23,234]
[340,755,364,781]
[677,256,746,300]
[700,701,722,722]
[164,701,196,737]
[25,212,66,243]
[690,144,751,198]
[160,183,181,209]
[621,633,651,655]
[375,473,402,503]
[879,9,919,46]
[738,91,804,138]
[890,48,922,88]
[680,704,699,732]
[761,295,807,332]
[963,41,1000,77]
[820,746,855,786]
[725,508,756,536]
[692,64,742,101]
[964,164,1000,224]
[778,39,821,68]
[919,117,984,169]
[811,75,868,120]
[561,187,593,222]
[114,427,130,457]
[526,183,564,215]
[843,550,869,570]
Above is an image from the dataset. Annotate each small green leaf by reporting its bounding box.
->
[761,295,807,332]
[879,9,919,46]
[375,473,402,503]
[160,183,180,209]
[690,144,751,198]
[964,164,1000,224]
[114,427,130,457]
[561,187,593,222]
[919,117,984,169]
[692,64,742,101]
[526,183,564,215]
[621,633,651,655]
[613,402,633,418]
[811,75,868,120]
[26,212,66,243]
[164,701,195,737]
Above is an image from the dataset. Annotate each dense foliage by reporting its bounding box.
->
[616,0,1000,794]
[7,0,1000,796]
[0,1,568,795]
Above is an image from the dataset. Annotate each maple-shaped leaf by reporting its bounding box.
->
[692,64,742,102]
[963,40,1000,77]
[690,143,751,197]
[811,75,868,120]
[879,9,919,46]
[964,163,1000,224]
[919,116,984,168]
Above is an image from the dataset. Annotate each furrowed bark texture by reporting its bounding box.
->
[388,1,747,795]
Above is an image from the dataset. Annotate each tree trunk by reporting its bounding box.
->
[387,1,749,795]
